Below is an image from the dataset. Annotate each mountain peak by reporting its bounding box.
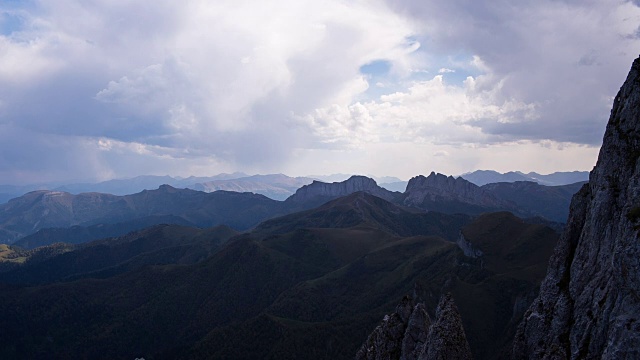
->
[407,172,472,190]
[157,184,177,192]
[422,293,472,360]
[285,175,396,206]
[403,171,514,214]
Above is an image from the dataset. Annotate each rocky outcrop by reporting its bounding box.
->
[401,303,431,360]
[512,56,640,359]
[285,175,397,206]
[403,172,518,215]
[356,296,420,360]
[420,293,472,360]
[356,294,471,360]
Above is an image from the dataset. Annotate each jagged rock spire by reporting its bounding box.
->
[356,293,471,360]
[418,293,472,360]
[401,303,431,360]
[356,296,417,360]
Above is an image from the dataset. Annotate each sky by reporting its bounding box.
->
[1,0,639,184]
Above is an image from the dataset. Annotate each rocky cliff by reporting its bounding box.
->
[403,172,517,215]
[512,56,640,359]
[421,293,472,360]
[356,294,471,360]
[285,175,398,207]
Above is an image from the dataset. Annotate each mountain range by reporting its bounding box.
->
[0,170,587,205]
[460,170,589,187]
[0,191,558,359]
[0,172,582,247]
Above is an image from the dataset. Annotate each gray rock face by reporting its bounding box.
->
[286,175,397,204]
[356,294,471,360]
[512,56,640,359]
[403,172,516,214]
[401,303,431,360]
[356,296,418,360]
[419,293,472,360]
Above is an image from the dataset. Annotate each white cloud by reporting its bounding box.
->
[0,0,424,181]
[298,72,540,146]
[387,0,640,145]
[0,0,638,183]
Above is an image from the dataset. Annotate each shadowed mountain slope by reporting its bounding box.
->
[0,190,558,359]
[0,185,285,244]
[0,224,238,285]
[13,215,197,250]
[256,192,470,240]
[481,181,586,223]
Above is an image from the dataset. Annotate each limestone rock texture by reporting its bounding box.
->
[356,296,420,360]
[403,172,517,214]
[512,56,640,359]
[401,303,431,360]
[356,294,471,360]
[419,293,472,360]
[287,175,396,203]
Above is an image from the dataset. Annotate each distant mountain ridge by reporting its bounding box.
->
[460,170,589,186]
[402,172,522,216]
[285,175,400,209]
[481,181,586,223]
[190,174,314,200]
[0,170,586,205]
[0,172,584,246]
[0,185,285,244]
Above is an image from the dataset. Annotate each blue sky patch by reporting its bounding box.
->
[0,12,24,35]
[359,60,391,76]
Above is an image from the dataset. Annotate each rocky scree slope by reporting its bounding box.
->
[512,55,640,359]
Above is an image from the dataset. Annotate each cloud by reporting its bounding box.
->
[438,68,455,73]
[0,0,638,183]
[299,73,540,147]
[0,0,421,182]
[385,0,640,146]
